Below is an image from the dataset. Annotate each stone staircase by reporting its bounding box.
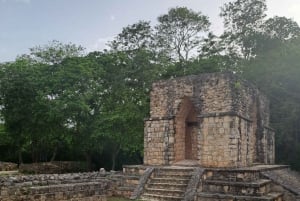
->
[118,165,148,198]
[140,167,195,201]
[197,169,283,201]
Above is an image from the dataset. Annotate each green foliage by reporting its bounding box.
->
[20,40,85,65]
[109,21,153,52]
[1,4,300,171]
[0,42,90,164]
[263,16,300,41]
[155,7,210,64]
[220,0,267,59]
[243,38,300,170]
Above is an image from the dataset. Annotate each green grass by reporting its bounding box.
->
[0,170,19,176]
[107,197,132,201]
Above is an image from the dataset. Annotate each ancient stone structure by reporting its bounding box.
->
[0,172,109,201]
[2,73,300,201]
[132,73,299,201]
[144,73,275,167]
[0,169,144,201]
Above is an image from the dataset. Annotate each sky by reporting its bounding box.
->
[1,0,300,63]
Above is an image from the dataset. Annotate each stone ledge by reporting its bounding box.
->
[205,165,289,172]
[144,116,175,121]
[197,111,253,122]
[204,179,271,187]
[197,192,283,201]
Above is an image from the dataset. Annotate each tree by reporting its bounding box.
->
[90,50,160,170]
[43,54,107,168]
[109,21,153,52]
[20,40,85,65]
[220,0,267,59]
[155,7,210,65]
[0,41,88,164]
[263,16,300,41]
[243,38,300,170]
[0,59,42,163]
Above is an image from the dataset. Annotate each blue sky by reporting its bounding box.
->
[1,0,300,62]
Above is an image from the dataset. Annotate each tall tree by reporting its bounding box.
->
[243,38,300,170]
[220,0,267,59]
[263,16,300,41]
[0,41,87,164]
[0,59,42,163]
[92,50,160,170]
[109,21,153,52]
[21,40,85,65]
[155,7,210,65]
[49,56,105,169]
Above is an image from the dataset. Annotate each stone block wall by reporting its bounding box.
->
[0,162,18,171]
[19,161,88,174]
[144,118,174,165]
[199,115,254,167]
[0,172,113,201]
[144,73,275,167]
[1,182,107,201]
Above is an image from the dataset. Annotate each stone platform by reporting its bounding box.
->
[123,164,300,201]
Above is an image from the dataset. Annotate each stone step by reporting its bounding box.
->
[153,167,194,177]
[152,173,192,179]
[138,167,194,200]
[144,187,185,197]
[197,192,283,201]
[155,166,194,174]
[122,165,147,176]
[203,179,272,196]
[146,182,187,191]
[149,177,190,184]
[123,175,140,185]
[204,169,261,182]
[28,182,104,194]
[116,185,136,198]
[141,193,183,201]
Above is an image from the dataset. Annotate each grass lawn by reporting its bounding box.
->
[0,170,19,176]
[107,197,132,201]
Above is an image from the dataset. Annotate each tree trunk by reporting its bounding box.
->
[50,146,58,162]
[111,146,120,171]
[85,152,92,171]
[18,149,23,165]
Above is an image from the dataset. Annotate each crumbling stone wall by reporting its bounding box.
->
[0,172,110,201]
[0,162,18,171]
[144,73,275,167]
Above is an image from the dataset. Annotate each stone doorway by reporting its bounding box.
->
[174,97,198,162]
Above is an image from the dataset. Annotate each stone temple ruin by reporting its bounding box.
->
[1,73,300,201]
[144,73,275,167]
[130,73,300,201]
